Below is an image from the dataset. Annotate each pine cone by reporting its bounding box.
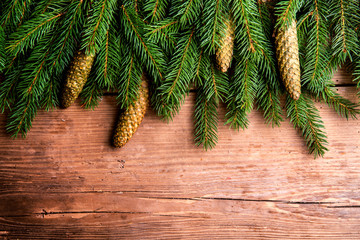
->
[275,20,301,100]
[216,19,234,72]
[113,75,149,148]
[61,51,95,108]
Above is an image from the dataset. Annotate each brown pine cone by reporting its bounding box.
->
[113,75,149,148]
[216,18,235,73]
[61,51,95,108]
[275,20,301,100]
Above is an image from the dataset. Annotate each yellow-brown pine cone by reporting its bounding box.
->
[61,51,95,108]
[275,20,301,100]
[216,19,234,72]
[113,75,149,148]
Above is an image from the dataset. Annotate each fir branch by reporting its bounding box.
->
[7,11,64,61]
[145,18,178,55]
[170,0,202,27]
[143,0,168,22]
[329,0,360,67]
[194,54,228,150]
[353,57,360,96]
[299,0,331,95]
[87,24,120,93]
[322,83,359,119]
[197,53,229,102]
[275,0,304,29]
[81,0,118,55]
[194,87,219,150]
[257,0,274,40]
[6,94,39,138]
[80,70,104,110]
[200,0,227,54]
[41,74,60,111]
[226,58,257,129]
[0,26,5,71]
[257,76,283,127]
[0,0,33,33]
[0,61,23,112]
[49,0,88,77]
[154,28,198,120]
[286,94,328,158]
[231,0,267,56]
[116,46,142,109]
[7,34,54,137]
[120,4,165,83]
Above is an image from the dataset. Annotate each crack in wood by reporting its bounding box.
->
[142,196,340,205]
[327,205,360,208]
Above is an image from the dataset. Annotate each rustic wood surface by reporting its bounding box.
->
[1,69,360,239]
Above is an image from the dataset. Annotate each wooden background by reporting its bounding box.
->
[0,69,360,239]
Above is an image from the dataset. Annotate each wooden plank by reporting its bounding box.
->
[1,193,360,239]
[0,86,360,239]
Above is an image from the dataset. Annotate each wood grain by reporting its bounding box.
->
[0,72,360,239]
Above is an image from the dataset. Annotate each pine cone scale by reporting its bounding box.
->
[216,19,234,72]
[275,20,301,100]
[61,51,95,108]
[113,75,149,148]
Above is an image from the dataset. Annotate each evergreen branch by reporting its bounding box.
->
[6,94,38,138]
[116,46,142,109]
[120,4,165,83]
[199,53,229,102]
[257,76,283,127]
[92,23,120,90]
[226,58,258,129]
[232,0,270,57]
[81,0,117,55]
[225,106,249,130]
[275,0,304,29]
[145,18,178,54]
[257,0,274,40]
[7,34,54,137]
[353,57,360,97]
[232,0,256,53]
[194,55,228,150]
[41,74,60,111]
[286,94,328,158]
[300,0,331,95]
[7,12,64,60]
[0,62,23,112]
[322,84,360,119]
[143,0,168,22]
[170,0,201,27]
[80,70,104,110]
[49,0,87,77]
[200,0,227,54]
[0,0,33,33]
[194,48,204,86]
[194,87,219,150]
[329,0,360,67]
[154,28,198,120]
[0,26,5,71]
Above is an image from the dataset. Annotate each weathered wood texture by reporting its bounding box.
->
[1,70,360,239]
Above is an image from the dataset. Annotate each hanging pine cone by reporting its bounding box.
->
[216,18,234,73]
[275,20,301,100]
[61,51,95,108]
[113,75,149,148]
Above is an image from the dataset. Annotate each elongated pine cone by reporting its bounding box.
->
[113,75,149,148]
[61,51,95,108]
[275,20,301,100]
[216,19,234,72]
